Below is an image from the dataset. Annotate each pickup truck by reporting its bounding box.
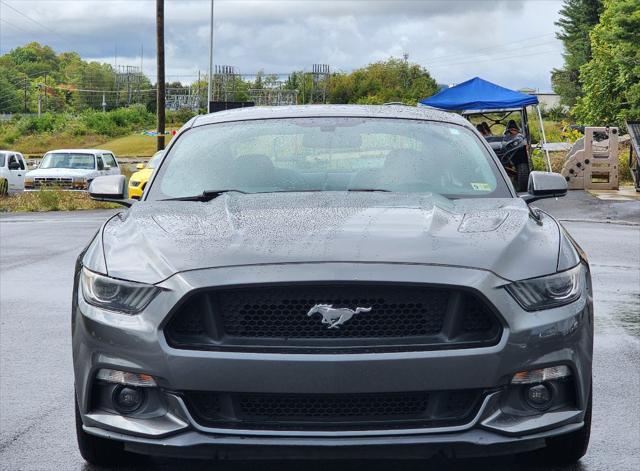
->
[0,150,27,195]
[24,149,120,191]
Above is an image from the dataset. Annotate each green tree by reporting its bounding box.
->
[551,0,603,106]
[0,42,156,113]
[0,73,23,113]
[327,57,438,105]
[573,0,640,127]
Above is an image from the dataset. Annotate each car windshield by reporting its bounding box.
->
[40,153,95,170]
[147,117,509,200]
[147,152,163,169]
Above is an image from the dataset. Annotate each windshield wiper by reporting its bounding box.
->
[347,188,391,192]
[161,190,247,202]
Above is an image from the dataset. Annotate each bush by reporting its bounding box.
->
[36,188,61,210]
[15,113,66,134]
[542,105,570,122]
[166,109,196,126]
[79,105,154,137]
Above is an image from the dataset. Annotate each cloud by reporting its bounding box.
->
[0,0,563,90]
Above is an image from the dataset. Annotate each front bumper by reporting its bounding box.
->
[72,262,593,457]
[128,184,143,199]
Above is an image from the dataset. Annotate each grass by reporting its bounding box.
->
[7,129,177,157]
[99,130,177,156]
[0,189,120,212]
[8,132,107,156]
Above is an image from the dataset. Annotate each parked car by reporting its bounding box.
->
[128,150,163,199]
[25,149,120,191]
[74,105,592,467]
[0,150,27,195]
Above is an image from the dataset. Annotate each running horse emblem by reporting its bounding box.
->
[306,304,372,329]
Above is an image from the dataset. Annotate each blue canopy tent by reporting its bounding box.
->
[420,77,538,110]
[420,77,551,170]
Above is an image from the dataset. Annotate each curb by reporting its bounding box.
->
[559,218,640,227]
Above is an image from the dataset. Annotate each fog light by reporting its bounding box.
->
[525,384,552,409]
[113,385,145,414]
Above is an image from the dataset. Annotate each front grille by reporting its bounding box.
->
[33,177,74,189]
[221,286,448,338]
[183,389,484,431]
[165,284,502,353]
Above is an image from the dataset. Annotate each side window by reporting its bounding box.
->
[18,155,26,170]
[103,153,117,168]
[96,155,105,171]
[8,155,18,169]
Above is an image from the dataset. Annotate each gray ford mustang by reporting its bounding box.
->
[73,105,593,466]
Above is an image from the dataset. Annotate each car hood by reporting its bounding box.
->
[27,168,96,178]
[99,192,560,284]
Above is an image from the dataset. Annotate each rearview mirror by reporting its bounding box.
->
[302,131,362,149]
[89,175,133,207]
[521,171,568,204]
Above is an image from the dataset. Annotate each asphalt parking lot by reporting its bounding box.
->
[0,191,638,471]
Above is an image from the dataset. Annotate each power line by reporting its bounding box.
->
[0,0,68,42]
[426,39,559,66]
[421,32,557,64]
[0,17,23,33]
[429,47,562,70]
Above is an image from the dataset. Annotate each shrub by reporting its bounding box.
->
[166,108,196,126]
[36,188,61,210]
[15,113,66,134]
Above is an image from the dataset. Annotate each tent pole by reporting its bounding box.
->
[536,105,551,171]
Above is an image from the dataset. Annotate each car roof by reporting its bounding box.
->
[190,104,471,129]
[45,149,114,154]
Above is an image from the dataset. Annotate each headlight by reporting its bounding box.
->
[72,177,88,190]
[80,267,159,314]
[506,264,585,311]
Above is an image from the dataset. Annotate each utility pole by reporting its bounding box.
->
[37,85,42,117]
[207,0,214,113]
[102,93,107,113]
[156,0,166,151]
[23,80,27,113]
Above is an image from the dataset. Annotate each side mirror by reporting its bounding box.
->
[136,163,145,170]
[8,162,21,170]
[88,175,133,207]
[521,171,568,204]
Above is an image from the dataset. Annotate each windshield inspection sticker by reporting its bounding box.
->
[471,183,492,191]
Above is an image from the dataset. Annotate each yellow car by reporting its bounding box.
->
[128,151,163,199]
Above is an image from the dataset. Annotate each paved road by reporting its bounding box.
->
[1,196,638,471]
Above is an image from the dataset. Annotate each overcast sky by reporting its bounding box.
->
[0,0,564,90]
